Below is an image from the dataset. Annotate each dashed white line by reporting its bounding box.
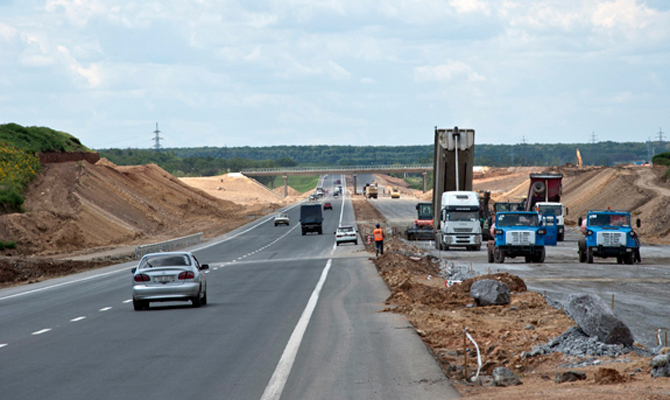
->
[70,316,86,322]
[123,299,132,304]
[99,307,112,312]
[32,329,51,336]
[0,344,7,349]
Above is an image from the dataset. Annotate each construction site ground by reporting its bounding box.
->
[2,160,670,397]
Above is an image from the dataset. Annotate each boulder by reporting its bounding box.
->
[564,294,634,346]
[493,367,522,386]
[470,280,510,306]
[650,354,670,378]
[555,370,586,383]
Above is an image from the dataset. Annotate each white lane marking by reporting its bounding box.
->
[0,344,7,349]
[0,268,129,302]
[260,259,332,400]
[123,299,132,304]
[196,201,305,251]
[99,307,112,312]
[32,329,51,336]
[70,316,86,322]
[204,270,210,274]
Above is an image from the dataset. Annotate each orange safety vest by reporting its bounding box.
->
[373,228,384,242]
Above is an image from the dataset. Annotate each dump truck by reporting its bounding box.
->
[365,183,378,199]
[405,202,434,240]
[525,172,566,242]
[432,127,480,250]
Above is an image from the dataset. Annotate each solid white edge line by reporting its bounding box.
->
[260,259,332,400]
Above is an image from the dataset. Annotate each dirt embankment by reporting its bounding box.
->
[363,239,666,400]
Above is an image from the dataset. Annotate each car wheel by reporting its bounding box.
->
[133,298,147,311]
[192,288,203,308]
[354,240,358,245]
[201,291,207,306]
[336,242,340,246]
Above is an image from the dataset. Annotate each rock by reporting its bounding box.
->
[555,370,586,383]
[524,324,535,330]
[493,367,522,386]
[470,280,510,306]
[564,294,634,346]
[595,368,626,384]
[650,354,670,378]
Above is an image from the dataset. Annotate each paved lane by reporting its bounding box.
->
[0,174,459,400]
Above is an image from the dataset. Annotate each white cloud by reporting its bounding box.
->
[414,61,486,83]
[449,0,490,15]
[592,0,657,29]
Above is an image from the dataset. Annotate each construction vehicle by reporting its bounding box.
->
[432,127,481,250]
[578,210,640,264]
[438,191,482,250]
[525,172,565,242]
[487,211,550,263]
[365,182,378,199]
[391,187,400,199]
[405,202,434,240]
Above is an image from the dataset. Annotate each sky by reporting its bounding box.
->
[1,0,669,149]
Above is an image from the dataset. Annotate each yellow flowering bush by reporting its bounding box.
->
[0,141,41,212]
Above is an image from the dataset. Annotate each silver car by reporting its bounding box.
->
[335,225,358,246]
[274,213,290,226]
[131,252,208,311]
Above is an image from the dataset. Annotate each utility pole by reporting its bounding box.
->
[152,123,164,151]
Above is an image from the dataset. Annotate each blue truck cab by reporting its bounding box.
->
[487,211,547,263]
[578,210,640,264]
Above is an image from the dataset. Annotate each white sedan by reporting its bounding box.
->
[132,252,208,310]
[335,225,358,246]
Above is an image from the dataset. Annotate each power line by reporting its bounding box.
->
[152,123,164,151]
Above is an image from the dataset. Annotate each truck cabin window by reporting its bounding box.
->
[446,211,478,222]
[589,214,630,227]
[538,205,562,216]
[497,214,539,227]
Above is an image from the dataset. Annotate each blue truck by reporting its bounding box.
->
[577,210,640,264]
[487,211,549,263]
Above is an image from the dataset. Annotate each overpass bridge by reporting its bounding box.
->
[240,165,432,197]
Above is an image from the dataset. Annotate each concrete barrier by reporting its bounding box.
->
[134,232,203,258]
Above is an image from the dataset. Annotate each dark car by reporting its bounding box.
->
[324,202,333,210]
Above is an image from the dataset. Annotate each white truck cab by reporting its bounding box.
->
[535,202,566,241]
[438,191,482,250]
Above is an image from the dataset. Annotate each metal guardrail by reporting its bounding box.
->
[134,232,203,259]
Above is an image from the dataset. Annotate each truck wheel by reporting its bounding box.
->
[617,256,622,264]
[557,232,564,241]
[302,231,306,236]
[537,248,546,263]
[494,248,505,264]
[487,248,494,263]
[579,250,586,263]
[318,229,322,235]
[587,248,594,264]
[625,253,634,265]
[525,255,532,263]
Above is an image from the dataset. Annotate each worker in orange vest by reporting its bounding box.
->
[373,223,385,256]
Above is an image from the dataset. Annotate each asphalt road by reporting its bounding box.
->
[367,196,670,349]
[0,174,459,400]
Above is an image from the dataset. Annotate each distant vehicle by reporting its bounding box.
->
[578,210,640,264]
[437,191,482,251]
[333,191,339,197]
[309,194,318,201]
[300,204,324,235]
[405,202,434,241]
[335,225,358,245]
[274,213,289,226]
[391,188,400,199]
[323,202,333,210]
[335,179,341,184]
[131,252,208,311]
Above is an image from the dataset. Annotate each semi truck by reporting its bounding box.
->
[431,127,479,250]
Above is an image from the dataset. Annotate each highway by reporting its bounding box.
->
[0,175,459,400]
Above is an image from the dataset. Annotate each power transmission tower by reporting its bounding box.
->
[657,127,665,144]
[520,136,527,145]
[152,123,164,151]
[590,131,597,145]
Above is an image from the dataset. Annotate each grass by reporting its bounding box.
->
[270,175,320,193]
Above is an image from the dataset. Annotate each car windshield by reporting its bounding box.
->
[497,214,539,227]
[538,205,562,215]
[588,213,630,227]
[446,211,478,221]
[139,254,191,269]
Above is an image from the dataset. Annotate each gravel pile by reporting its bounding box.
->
[441,261,477,281]
[527,326,631,359]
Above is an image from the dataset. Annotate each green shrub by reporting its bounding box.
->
[0,241,17,250]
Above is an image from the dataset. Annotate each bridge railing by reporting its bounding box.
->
[240,164,433,175]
